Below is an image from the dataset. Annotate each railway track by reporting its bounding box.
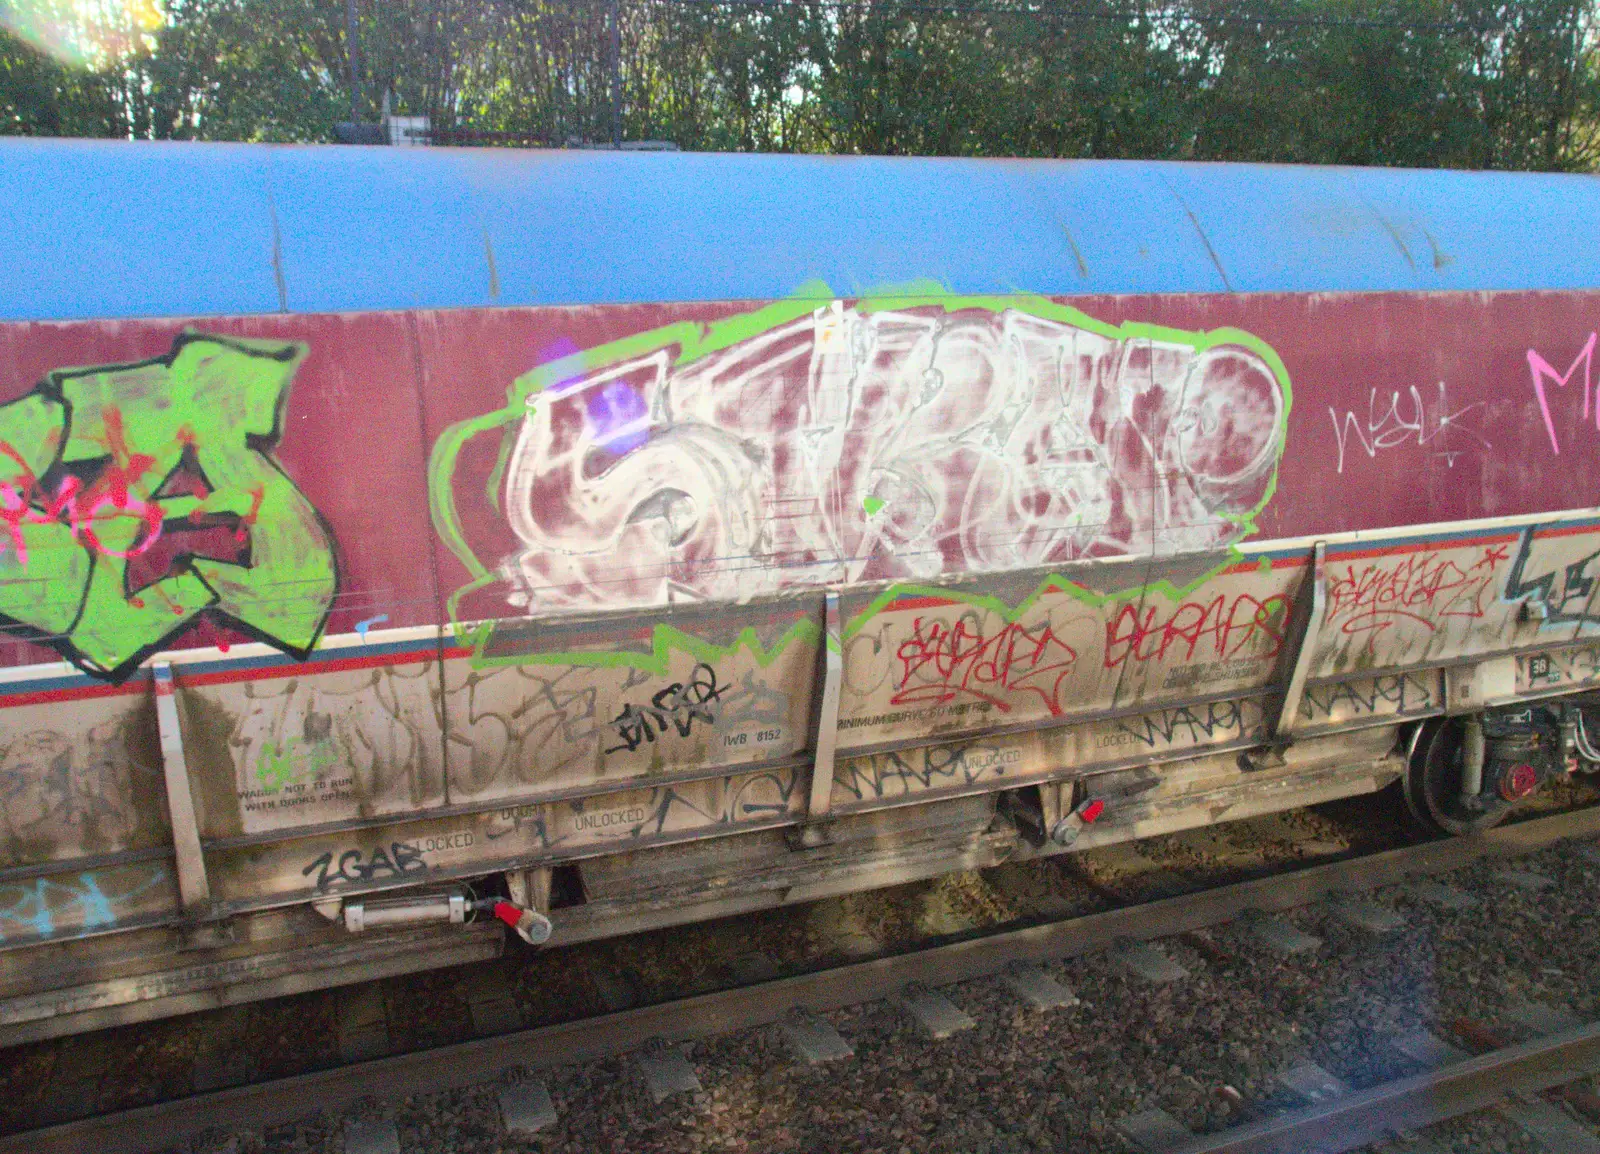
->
[1163,1015,1600,1153]
[4,802,1598,1154]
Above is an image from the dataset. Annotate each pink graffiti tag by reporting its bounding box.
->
[1528,332,1598,454]
[0,407,167,566]
[892,617,1079,716]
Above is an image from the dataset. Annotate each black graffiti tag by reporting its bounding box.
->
[1504,524,1600,626]
[301,842,427,891]
[606,663,728,754]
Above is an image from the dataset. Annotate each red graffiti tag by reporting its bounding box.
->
[893,617,1079,716]
[1103,593,1288,668]
[1325,546,1505,639]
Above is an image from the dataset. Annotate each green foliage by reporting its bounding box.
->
[1186,0,1600,170]
[2,0,1596,170]
[153,0,349,141]
[2,25,120,135]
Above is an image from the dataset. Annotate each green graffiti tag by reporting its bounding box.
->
[0,333,338,681]
[256,735,340,791]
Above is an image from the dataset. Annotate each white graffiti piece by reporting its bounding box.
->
[502,304,1285,610]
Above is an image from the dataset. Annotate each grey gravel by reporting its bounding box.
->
[1502,1000,1581,1037]
[727,953,781,984]
[342,1116,399,1154]
[590,969,641,1013]
[1491,867,1555,891]
[335,985,390,1064]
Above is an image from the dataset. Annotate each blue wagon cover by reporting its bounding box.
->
[1,138,1597,321]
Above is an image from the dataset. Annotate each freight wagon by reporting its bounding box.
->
[2,140,1599,1043]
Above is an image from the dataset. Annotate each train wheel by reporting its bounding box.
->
[1404,717,1510,837]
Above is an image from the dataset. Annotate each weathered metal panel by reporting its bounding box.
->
[170,633,448,838]
[1292,670,1443,734]
[0,669,169,869]
[1071,727,1404,849]
[0,915,504,1045]
[1518,642,1600,697]
[0,309,441,945]
[0,858,177,950]
[829,696,1272,815]
[206,762,807,909]
[1311,518,1600,679]
[832,550,1298,750]
[440,597,819,809]
[0,311,443,668]
[422,297,1297,622]
[422,291,1600,636]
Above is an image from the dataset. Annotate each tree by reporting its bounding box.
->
[1,0,1595,170]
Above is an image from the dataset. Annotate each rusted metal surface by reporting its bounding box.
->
[4,805,1596,1154]
[3,275,1600,1027]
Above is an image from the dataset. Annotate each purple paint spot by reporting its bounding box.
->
[539,338,580,363]
[585,379,649,454]
[537,337,586,394]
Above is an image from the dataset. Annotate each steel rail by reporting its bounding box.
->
[7,805,1599,1154]
[1170,1020,1600,1154]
